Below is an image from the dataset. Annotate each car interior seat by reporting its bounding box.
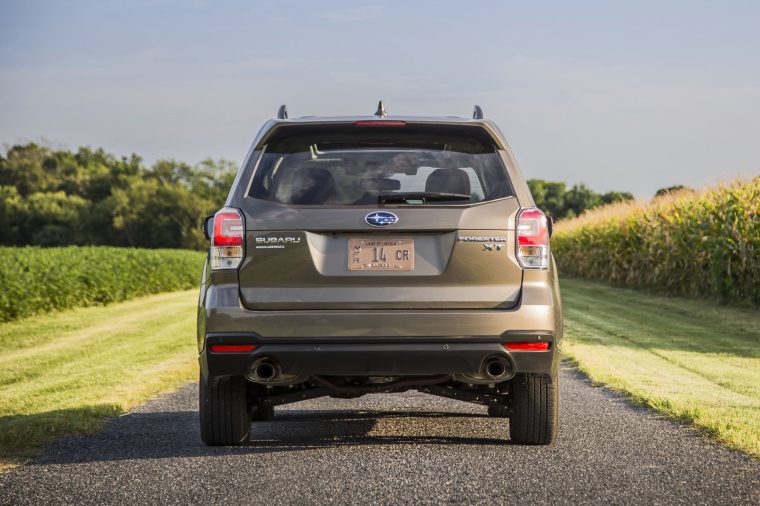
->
[425,168,471,196]
[290,167,337,205]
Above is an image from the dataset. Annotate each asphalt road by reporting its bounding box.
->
[1,366,758,505]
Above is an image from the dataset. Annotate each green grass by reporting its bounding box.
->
[561,278,760,458]
[0,290,199,469]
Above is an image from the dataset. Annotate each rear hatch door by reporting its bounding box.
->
[238,198,522,310]
[236,120,524,310]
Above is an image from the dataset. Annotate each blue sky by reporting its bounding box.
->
[1,0,759,197]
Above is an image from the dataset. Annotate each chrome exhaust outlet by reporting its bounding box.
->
[255,362,277,381]
[485,360,506,378]
[482,357,514,380]
[249,358,280,382]
[246,358,306,386]
[454,356,515,385]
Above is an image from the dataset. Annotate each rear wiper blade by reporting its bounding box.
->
[377,192,471,204]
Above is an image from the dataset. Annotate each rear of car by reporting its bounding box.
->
[198,106,562,446]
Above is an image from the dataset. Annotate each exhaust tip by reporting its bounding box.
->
[256,362,276,380]
[485,360,506,378]
[482,357,513,380]
[249,358,280,382]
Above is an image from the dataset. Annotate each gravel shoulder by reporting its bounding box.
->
[1,365,758,505]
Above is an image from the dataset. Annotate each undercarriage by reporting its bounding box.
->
[249,375,513,412]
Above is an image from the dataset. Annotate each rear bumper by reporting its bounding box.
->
[200,332,560,382]
[197,268,563,383]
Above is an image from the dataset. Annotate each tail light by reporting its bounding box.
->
[516,208,550,269]
[211,208,244,270]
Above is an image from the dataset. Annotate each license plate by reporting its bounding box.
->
[348,238,414,271]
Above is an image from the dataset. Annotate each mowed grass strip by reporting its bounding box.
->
[561,278,760,458]
[0,290,199,469]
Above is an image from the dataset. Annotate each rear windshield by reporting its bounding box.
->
[248,123,513,206]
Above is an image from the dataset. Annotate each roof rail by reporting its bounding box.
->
[374,101,388,117]
[473,105,484,120]
[277,104,288,119]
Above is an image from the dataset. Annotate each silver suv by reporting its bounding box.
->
[198,103,562,446]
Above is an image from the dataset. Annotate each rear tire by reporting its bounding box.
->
[199,375,252,446]
[509,373,558,445]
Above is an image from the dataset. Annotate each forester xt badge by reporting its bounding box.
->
[458,236,507,251]
[365,211,398,227]
[255,236,301,249]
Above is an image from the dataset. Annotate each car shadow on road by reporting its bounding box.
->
[25,407,508,467]
[248,409,509,450]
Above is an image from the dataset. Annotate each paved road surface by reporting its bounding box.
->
[1,366,758,505]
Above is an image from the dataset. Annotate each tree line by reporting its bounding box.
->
[0,143,236,250]
[527,180,634,220]
[1,142,642,249]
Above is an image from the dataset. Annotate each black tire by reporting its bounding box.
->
[199,375,252,446]
[509,373,559,445]
[251,403,275,421]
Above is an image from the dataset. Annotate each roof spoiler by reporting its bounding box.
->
[276,103,483,119]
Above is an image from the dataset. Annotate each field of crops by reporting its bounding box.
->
[0,246,206,322]
[551,176,760,306]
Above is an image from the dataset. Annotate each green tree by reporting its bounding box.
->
[24,191,90,246]
[191,158,239,207]
[527,179,568,218]
[110,178,216,250]
[527,179,634,220]
[655,185,692,197]
[1,143,240,249]
[0,186,27,245]
[0,143,54,196]
[600,191,634,206]
[563,184,603,218]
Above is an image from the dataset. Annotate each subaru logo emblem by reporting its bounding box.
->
[365,211,398,227]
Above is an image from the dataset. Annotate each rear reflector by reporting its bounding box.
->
[504,342,550,351]
[355,120,407,127]
[210,345,257,353]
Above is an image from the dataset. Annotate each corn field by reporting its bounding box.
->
[551,176,760,306]
[0,247,206,322]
